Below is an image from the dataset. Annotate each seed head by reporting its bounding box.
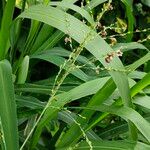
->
[116,49,123,57]
[64,36,72,44]
[101,30,107,37]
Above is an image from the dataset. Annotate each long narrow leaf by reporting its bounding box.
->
[0,0,16,59]
[0,60,19,150]
[49,2,95,25]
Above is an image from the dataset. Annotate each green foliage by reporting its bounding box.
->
[0,0,150,150]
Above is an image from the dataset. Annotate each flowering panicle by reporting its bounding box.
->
[105,49,123,63]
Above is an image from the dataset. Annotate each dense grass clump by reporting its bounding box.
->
[0,0,150,149]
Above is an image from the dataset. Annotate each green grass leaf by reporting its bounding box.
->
[49,2,95,25]
[0,60,19,150]
[133,95,150,111]
[113,42,149,52]
[126,52,150,72]
[131,72,150,97]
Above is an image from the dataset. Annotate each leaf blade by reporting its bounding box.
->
[0,60,19,150]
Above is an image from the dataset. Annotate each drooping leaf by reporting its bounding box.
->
[49,2,95,25]
[113,42,149,52]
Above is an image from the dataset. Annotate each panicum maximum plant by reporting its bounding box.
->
[0,0,150,150]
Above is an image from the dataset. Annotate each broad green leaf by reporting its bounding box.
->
[131,72,150,97]
[126,52,150,71]
[128,71,146,79]
[133,95,150,111]
[0,60,19,150]
[56,77,110,102]
[113,42,149,52]
[49,2,95,25]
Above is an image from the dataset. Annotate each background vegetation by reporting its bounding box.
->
[0,0,150,149]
